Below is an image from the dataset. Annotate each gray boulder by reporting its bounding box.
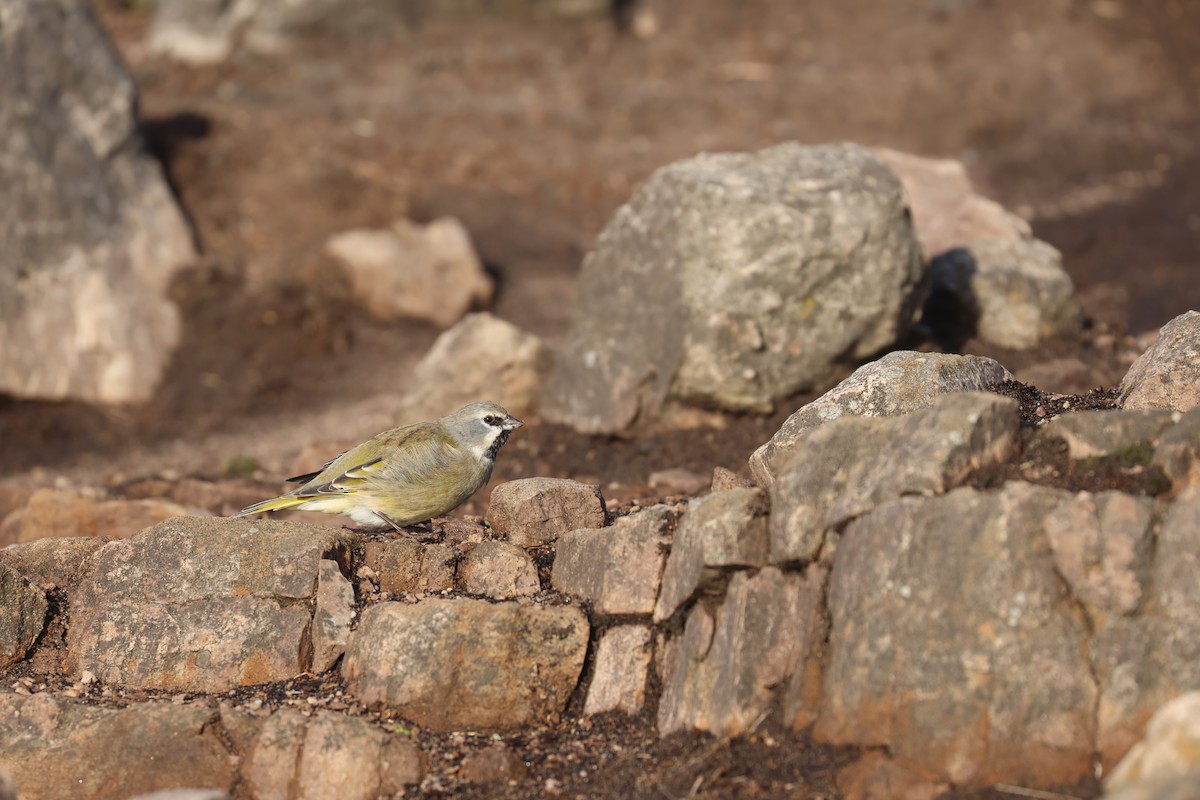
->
[542,142,926,433]
[766,391,1020,564]
[750,351,1015,488]
[1,0,195,404]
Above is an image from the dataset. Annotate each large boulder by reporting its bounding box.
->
[542,142,926,433]
[65,518,352,692]
[0,0,195,404]
[1119,311,1200,412]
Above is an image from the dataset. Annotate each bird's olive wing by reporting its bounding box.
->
[289,422,455,497]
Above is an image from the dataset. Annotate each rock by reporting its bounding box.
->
[127,791,230,800]
[239,710,388,800]
[815,483,1097,788]
[928,238,1082,349]
[873,148,1031,257]
[767,392,1019,564]
[710,466,754,492]
[438,517,489,546]
[457,541,540,599]
[1153,408,1200,489]
[0,0,195,404]
[325,217,493,328]
[66,517,351,692]
[459,748,528,784]
[0,694,232,800]
[486,478,607,548]
[584,625,653,716]
[835,752,949,800]
[362,539,456,595]
[342,598,588,731]
[1120,311,1200,411]
[0,536,109,590]
[397,313,547,423]
[0,488,198,546]
[312,558,356,673]
[749,351,1015,488]
[1105,692,1200,800]
[1044,492,1154,618]
[1091,486,1200,766]
[1038,409,1179,460]
[542,142,926,433]
[551,506,672,615]
[653,488,769,622]
[0,564,48,669]
[648,468,710,497]
[379,736,427,794]
[657,567,816,736]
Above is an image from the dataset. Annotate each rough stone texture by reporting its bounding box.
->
[653,488,769,622]
[0,488,198,546]
[325,217,493,328]
[928,238,1082,349]
[342,598,588,731]
[542,142,926,433]
[1038,409,1179,459]
[1153,407,1200,490]
[1120,311,1200,412]
[711,466,754,492]
[397,313,547,424]
[0,564,48,669]
[815,483,1097,788]
[459,748,528,784]
[362,539,456,594]
[379,736,428,795]
[1105,692,1200,800]
[551,505,672,615]
[0,0,195,404]
[0,694,232,800]
[767,392,1020,564]
[1092,486,1200,767]
[457,541,540,599]
[239,709,388,800]
[66,517,351,692]
[486,478,607,548]
[1043,491,1155,618]
[0,536,111,590]
[658,567,815,736]
[584,625,653,717]
[312,558,356,673]
[750,351,1015,488]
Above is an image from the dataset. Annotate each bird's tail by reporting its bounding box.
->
[237,494,308,517]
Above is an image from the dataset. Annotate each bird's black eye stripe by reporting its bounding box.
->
[484,414,500,425]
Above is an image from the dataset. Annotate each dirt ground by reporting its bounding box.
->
[2,0,1199,796]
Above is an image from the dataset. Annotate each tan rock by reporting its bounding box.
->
[342,598,588,731]
[66,517,351,692]
[312,559,356,673]
[325,217,493,328]
[0,536,110,590]
[1153,408,1200,490]
[457,541,539,599]
[1120,311,1200,412]
[584,625,652,717]
[459,748,528,784]
[836,752,949,800]
[1105,692,1200,800]
[0,488,199,546]
[551,506,671,616]
[0,694,232,800]
[486,478,606,548]
[0,563,48,669]
[362,539,456,595]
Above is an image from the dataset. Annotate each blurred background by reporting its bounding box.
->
[2,0,1198,494]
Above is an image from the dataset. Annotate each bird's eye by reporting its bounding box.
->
[483,415,500,425]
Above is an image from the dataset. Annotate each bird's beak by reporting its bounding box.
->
[504,414,523,431]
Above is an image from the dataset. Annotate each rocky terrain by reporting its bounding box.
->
[2,1,1200,799]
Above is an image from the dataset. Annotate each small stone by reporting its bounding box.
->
[311,559,356,673]
[379,736,427,794]
[325,217,493,328]
[1120,311,1200,412]
[0,563,48,669]
[710,467,753,492]
[551,506,672,616]
[648,468,710,497]
[457,541,540,599]
[584,625,652,716]
[1105,692,1200,799]
[1038,409,1179,460]
[1153,408,1200,489]
[486,478,607,548]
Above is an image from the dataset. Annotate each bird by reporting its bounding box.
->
[237,400,523,532]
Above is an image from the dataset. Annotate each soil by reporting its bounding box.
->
[3,0,1199,797]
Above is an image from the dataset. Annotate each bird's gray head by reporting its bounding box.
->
[445,401,523,461]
